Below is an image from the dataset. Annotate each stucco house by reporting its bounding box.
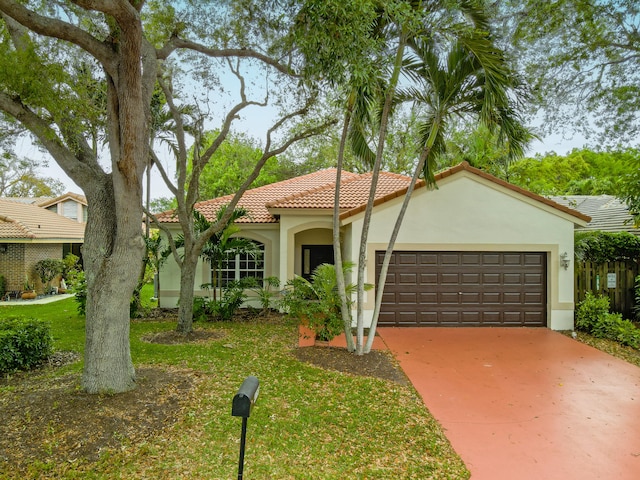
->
[0,198,85,293]
[157,162,590,330]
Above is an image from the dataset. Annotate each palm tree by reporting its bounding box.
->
[363,21,530,352]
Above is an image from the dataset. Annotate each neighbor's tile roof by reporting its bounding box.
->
[549,195,638,235]
[156,163,589,225]
[36,192,87,208]
[0,199,85,240]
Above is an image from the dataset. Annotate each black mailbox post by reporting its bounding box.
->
[232,376,259,480]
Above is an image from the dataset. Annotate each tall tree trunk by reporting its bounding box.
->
[364,147,430,353]
[334,104,356,352]
[355,33,407,354]
[82,183,144,394]
[176,248,199,333]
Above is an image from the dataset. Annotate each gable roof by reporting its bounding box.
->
[549,195,638,235]
[36,192,87,208]
[156,162,589,225]
[0,199,85,241]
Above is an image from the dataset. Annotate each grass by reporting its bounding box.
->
[0,287,469,479]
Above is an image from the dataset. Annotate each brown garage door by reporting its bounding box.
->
[376,251,547,327]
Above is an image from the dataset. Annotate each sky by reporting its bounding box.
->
[29,123,591,202]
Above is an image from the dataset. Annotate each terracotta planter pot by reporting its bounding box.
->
[21,291,37,300]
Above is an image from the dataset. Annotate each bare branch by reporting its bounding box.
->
[157,36,295,76]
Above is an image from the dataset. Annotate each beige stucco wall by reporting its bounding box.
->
[158,224,280,308]
[344,171,580,330]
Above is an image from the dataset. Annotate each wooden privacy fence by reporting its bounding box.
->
[575,260,639,319]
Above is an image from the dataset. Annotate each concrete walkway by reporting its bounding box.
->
[0,293,74,306]
[378,328,640,480]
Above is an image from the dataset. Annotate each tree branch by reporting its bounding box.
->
[0,0,117,73]
[157,36,295,76]
[0,91,103,189]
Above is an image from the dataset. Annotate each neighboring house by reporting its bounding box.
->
[157,162,590,330]
[548,195,639,236]
[37,192,88,224]
[0,198,85,293]
[3,192,88,224]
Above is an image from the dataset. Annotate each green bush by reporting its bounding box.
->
[591,312,640,349]
[0,317,53,374]
[0,274,5,298]
[576,292,640,349]
[575,292,611,332]
[634,275,640,322]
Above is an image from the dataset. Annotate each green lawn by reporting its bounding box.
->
[0,288,468,479]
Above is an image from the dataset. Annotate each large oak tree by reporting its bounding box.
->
[0,0,322,393]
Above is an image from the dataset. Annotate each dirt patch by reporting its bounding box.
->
[0,366,200,471]
[294,346,409,385]
[141,328,225,344]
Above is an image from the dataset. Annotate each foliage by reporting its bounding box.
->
[590,312,640,350]
[61,253,80,279]
[0,275,5,297]
[192,131,293,199]
[575,292,611,332]
[0,316,53,374]
[574,231,640,264]
[33,258,64,292]
[195,277,255,322]
[0,151,65,197]
[251,275,281,314]
[506,148,638,196]
[505,0,640,145]
[634,275,640,322]
[69,270,87,316]
[281,263,361,341]
[576,293,640,349]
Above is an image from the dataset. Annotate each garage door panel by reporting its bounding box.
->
[377,251,547,327]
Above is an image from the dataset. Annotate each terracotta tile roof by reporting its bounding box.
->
[156,169,361,224]
[0,199,85,241]
[156,162,589,225]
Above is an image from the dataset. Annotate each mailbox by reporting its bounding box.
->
[232,376,260,418]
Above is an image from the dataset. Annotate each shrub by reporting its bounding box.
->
[280,263,364,342]
[591,312,640,349]
[575,292,611,332]
[210,279,251,321]
[634,275,640,322]
[0,275,5,298]
[0,317,53,374]
[69,270,87,316]
[34,258,64,292]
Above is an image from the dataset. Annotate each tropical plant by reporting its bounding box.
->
[331,1,528,354]
[251,276,281,315]
[281,262,364,342]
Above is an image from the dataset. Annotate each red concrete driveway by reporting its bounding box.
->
[378,328,640,480]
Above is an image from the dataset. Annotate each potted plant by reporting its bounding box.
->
[21,275,36,300]
[281,262,362,344]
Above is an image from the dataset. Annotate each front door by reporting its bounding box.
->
[302,245,334,280]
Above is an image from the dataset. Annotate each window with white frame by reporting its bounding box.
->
[216,241,265,287]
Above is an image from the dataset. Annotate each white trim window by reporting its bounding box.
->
[217,241,265,287]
